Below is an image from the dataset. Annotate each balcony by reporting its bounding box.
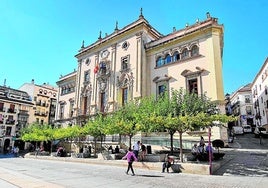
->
[6,119,15,125]
[18,110,29,115]
[36,101,42,106]
[8,108,16,113]
[34,111,48,117]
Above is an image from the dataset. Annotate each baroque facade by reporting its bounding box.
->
[56,11,226,141]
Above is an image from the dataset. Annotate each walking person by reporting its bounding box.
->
[122,147,138,176]
[133,141,140,159]
[140,143,146,161]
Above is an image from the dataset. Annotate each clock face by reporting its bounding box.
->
[101,50,109,58]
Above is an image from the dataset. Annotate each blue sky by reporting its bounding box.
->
[0,0,267,94]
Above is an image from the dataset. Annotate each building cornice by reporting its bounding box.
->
[75,17,162,59]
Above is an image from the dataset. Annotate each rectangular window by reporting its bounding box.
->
[84,71,90,82]
[121,56,130,71]
[0,114,3,123]
[69,101,74,117]
[6,126,12,136]
[83,97,87,115]
[9,104,15,113]
[245,95,251,103]
[188,78,198,94]
[122,88,128,105]
[158,85,166,95]
[0,102,4,111]
[100,93,105,112]
[60,105,64,119]
[246,106,252,115]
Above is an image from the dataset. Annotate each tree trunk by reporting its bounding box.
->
[170,132,174,155]
[129,135,132,149]
[179,131,183,162]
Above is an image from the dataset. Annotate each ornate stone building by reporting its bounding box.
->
[73,11,224,119]
[56,11,226,142]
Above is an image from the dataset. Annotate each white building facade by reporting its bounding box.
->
[251,57,268,127]
[229,84,254,126]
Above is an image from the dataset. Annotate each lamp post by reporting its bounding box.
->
[208,126,212,175]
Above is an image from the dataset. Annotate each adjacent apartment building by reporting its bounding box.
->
[19,79,58,125]
[55,11,226,141]
[251,57,268,127]
[0,85,33,153]
[55,70,76,127]
[226,83,254,127]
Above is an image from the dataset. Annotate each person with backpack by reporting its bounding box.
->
[122,147,138,176]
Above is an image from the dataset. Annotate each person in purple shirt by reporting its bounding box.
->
[122,147,138,176]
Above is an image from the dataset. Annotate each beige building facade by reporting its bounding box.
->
[55,70,76,127]
[19,79,58,125]
[56,12,227,143]
[73,12,224,118]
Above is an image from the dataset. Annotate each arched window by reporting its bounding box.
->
[156,57,163,67]
[172,51,180,62]
[190,45,199,57]
[181,48,189,59]
[165,54,172,64]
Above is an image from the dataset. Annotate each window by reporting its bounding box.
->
[165,54,172,64]
[9,104,15,113]
[156,81,168,98]
[59,104,64,119]
[0,102,4,111]
[83,96,87,115]
[245,95,250,103]
[69,101,74,118]
[172,51,180,62]
[0,114,3,123]
[246,106,252,115]
[188,78,198,94]
[6,126,12,135]
[190,45,199,57]
[156,57,163,67]
[181,48,189,59]
[158,85,166,96]
[84,71,90,82]
[121,56,129,70]
[122,88,128,105]
[100,93,105,112]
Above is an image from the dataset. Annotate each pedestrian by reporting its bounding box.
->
[162,155,174,173]
[140,143,146,161]
[122,147,138,176]
[133,141,140,159]
[114,145,120,154]
[200,136,205,146]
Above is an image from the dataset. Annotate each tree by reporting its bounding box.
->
[82,113,107,156]
[109,99,142,148]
